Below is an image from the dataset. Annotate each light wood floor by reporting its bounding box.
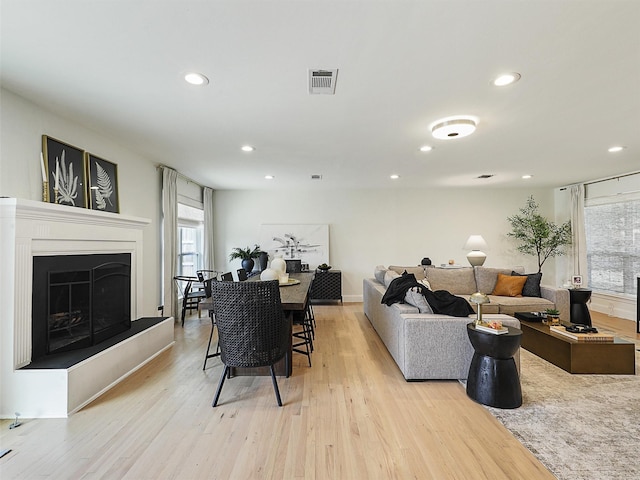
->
[0,305,635,479]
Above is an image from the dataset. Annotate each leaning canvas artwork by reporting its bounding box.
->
[260,224,329,268]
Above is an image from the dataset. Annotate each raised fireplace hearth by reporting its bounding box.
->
[1,198,174,418]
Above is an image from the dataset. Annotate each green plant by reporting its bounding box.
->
[507,196,572,273]
[229,244,262,261]
[545,308,560,316]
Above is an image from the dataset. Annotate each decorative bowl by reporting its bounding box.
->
[317,264,332,271]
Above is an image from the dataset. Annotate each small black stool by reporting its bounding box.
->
[466,323,522,409]
[569,288,592,326]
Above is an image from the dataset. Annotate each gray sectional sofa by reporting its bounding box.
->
[363,265,569,381]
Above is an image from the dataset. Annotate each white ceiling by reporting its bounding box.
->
[2,0,639,190]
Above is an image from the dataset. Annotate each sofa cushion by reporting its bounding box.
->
[474,266,514,294]
[383,269,400,288]
[388,265,426,280]
[418,278,431,290]
[425,267,476,295]
[492,273,527,297]
[488,295,554,316]
[511,271,543,297]
[374,265,387,284]
[404,287,434,314]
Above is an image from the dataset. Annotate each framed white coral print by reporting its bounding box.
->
[86,153,119,213]
[42,135,87,207]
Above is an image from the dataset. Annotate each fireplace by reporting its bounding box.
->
[32,253,132,361]
[1,198,178,418]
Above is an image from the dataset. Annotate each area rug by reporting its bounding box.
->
[484,342,640,480]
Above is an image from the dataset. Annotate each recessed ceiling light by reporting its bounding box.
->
[431,117,477,139]
[241,145,255,152]
[419,145,433,152]
[522,174,533,179]
[493,72,521,87]
[265,175,274,180]
[390,174,400,180]
[608,146,625,153]
[184,72,209,86]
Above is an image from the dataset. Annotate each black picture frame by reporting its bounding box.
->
[86,153,120,213]
[42,135,87,208]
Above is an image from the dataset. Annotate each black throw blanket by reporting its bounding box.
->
[381,273,474,317]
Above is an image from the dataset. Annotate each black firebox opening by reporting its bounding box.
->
[32,253,132,362]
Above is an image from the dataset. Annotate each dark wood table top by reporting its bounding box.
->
[249,272,314,311]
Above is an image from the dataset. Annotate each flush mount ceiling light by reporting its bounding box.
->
[265,175,274,180]
[241,145,255,152]
[431,117,477,139]
[608,146,626,153]
[419,145,433,152]
[184,72,209,86]
[522,174,533,179]
[493,72,521,86]
[390,174,400,180]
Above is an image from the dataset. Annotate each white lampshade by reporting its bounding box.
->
[464,235,488,267]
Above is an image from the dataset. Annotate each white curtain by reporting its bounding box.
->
[203,187,215,270]
[570,183,588,285]
[162,167,179,320]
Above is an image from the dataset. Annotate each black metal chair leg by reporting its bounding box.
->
[270,365,282,407]
[203,319,219,370]
[212,365,229,407]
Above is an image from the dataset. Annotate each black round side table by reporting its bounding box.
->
[569,288,592,326]
[466,323,522,409]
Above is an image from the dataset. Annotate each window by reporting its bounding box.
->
[177,203,204,278]
[585,197,640,296]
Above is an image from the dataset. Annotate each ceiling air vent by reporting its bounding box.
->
[311,174,323,180]
[477,174,495,179]
[308,69,338,95]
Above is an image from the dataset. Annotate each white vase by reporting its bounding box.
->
[270,257,286,274]
[260,268,279,281]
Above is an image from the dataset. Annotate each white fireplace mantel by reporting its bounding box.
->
[1,198,173,418]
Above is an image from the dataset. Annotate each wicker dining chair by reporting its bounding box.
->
[209,280,289,407]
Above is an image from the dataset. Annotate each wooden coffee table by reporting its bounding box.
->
[516,316,636,374]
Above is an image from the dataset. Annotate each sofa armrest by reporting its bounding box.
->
[540,285,570,321]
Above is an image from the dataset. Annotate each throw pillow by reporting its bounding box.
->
[418,278,431,290]
[511,271,542,297]
[374,265,387,284]
[492,273,527,297]
[404,287,434,314]
[383,269,400,288]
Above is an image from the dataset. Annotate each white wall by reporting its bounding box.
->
[0,88,162,315]
[213,187,558,302]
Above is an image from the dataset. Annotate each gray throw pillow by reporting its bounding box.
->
[374,265,387,284]
[511,271,542,297]
[404,287,434,314]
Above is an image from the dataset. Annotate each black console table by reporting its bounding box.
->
[310,269,342,303]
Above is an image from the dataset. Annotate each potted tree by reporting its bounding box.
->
[229,244,262,273]
[507,196,572,273]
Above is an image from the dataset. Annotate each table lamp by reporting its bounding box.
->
[464,235,488,266]
[469,292,490,325]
